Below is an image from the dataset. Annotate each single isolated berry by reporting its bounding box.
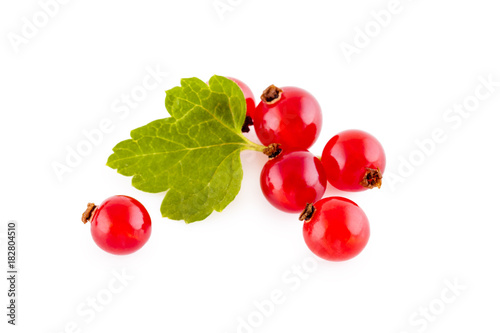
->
[321,129,386,192]
[227,77,256,133]
[253,85,322,150]
[260,149,327,213]
[81,195,152,255]
[301,197,370,261]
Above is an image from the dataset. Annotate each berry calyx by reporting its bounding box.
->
[302,197,370,261]
[82,203,97,223]
[360,167,383,189]
[241,116,254,133]
[260,150,327,213]
[262,143,282,158]
[261,85,283,104]
[253,85,322,150]
[321,129,386,192]
[82,195,152,255]
[298,203,315,221]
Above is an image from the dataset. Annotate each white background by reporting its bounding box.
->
[1,0,500,332]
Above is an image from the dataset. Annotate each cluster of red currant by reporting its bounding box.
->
[81,77,385,261]
[232,78,386,262]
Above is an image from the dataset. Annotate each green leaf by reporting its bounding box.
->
[107,75,263,223]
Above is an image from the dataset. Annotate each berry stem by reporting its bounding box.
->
[240,136,282,159]
[241,136,266,152]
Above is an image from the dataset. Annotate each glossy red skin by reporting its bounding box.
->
[303,197,370,261]
[254,87,322,150]
[228,77,256,119]
[260,150,327,213]
[321,129,386,192]
[91,195,151,255]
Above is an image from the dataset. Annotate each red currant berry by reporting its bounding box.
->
[228,77,256,118]
[321,129,386,192]
[81,195,152,255]
[253,85,322,150]
[228,77,256,133]
[260,150,327,213]
[301,197,370,261]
